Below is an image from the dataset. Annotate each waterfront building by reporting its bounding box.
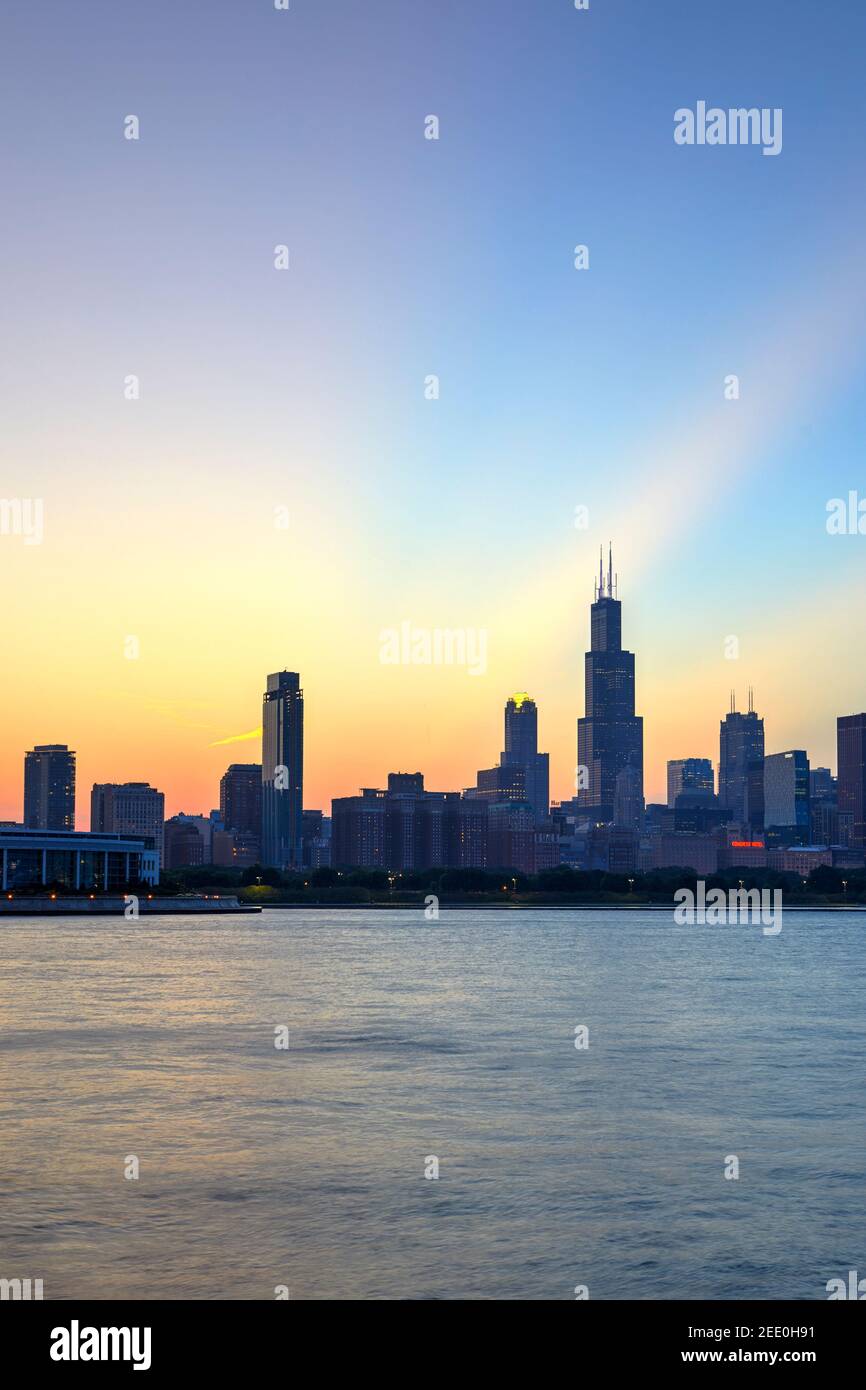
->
[23,744,76,831]
[91,782,165,866]
[262,671,304,870]
[0,827,158,890]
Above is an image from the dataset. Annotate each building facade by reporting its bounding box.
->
[667,758,714,808]
[301,810,332,868]
[24,744,76,831]
[91,782,165,866]
[576,549,643,823]
[331,781,490,872]
[501,694,550,823]
[163,817,205,869]
[837,713,866,852]
[718,699,764,824]
[1,827,158,890]
[473,764,526,803]
[763,751,810,841]
[220,764,262,842]
[262,671,304,870]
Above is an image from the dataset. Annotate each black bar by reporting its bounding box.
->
[5,1299,861,1375]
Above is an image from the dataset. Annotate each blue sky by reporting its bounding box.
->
[2,0,866,815]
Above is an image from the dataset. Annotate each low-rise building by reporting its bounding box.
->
[0,827,159,890]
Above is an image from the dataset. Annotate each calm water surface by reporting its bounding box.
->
[0,908,863,1300]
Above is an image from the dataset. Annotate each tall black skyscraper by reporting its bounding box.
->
[501,693,550,822]
[718,692,764,825]
[262,672,304,870]
[837,713,866,851]
[24,744,76,831]
[576,548,643,823]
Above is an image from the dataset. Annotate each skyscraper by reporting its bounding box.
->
[837,713,866,851]
[262,671,304,870]
[763,751,810,842]
[91,782,165,866]
[718,693,764,825]
[501,693,550,822]
[23,744,76,831]
[576,547,643,823]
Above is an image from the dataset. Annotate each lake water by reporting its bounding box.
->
[0,908,863,1300]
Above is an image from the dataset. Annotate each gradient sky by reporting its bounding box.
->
[3,0,866,825]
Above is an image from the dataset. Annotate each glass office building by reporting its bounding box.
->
[0,828,159,891]
[261,671,304,870]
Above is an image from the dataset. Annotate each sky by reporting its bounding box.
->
[2,0,866,825]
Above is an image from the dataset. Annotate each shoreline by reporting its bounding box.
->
[0,895,261,916]
[2,898,863,916]
[252,901,866,912]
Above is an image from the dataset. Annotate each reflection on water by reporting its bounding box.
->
[0,908,863,1300]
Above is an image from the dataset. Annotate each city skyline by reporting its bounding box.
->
[1,633,866,834]
[4,3,866,824]
[3,544,863,825]
[4,572,865,844]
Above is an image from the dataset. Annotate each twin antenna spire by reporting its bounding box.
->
[594,543,618,602]
[593,556,757,718]
[592,553,757,717]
